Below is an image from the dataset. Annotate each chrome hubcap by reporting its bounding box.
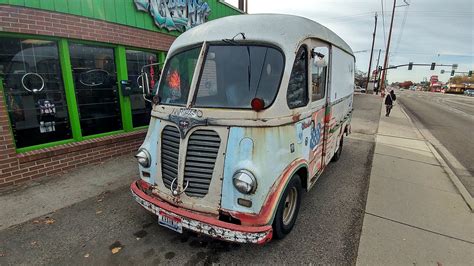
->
[282,187,298,226]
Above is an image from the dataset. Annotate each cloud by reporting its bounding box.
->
[225,0,473,82]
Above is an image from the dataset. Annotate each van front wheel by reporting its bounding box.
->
[272,174,302,240]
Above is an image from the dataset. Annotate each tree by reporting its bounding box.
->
[450,75,473,85]
[354,70,368,88]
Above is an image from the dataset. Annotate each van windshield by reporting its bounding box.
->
[194,45,284,109]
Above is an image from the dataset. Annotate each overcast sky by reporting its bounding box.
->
[224,0,473,83]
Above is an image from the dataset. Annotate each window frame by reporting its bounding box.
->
[0,35,75,151]
[310,44,330,104]
[125,48,162,128]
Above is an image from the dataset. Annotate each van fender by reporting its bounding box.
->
[228,158,308,226]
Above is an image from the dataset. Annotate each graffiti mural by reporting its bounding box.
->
[134,0,211,32]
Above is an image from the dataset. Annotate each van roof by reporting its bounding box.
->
[169,14,354,56]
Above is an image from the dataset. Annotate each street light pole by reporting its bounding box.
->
[366,13,378,94]
[380,0,397,94]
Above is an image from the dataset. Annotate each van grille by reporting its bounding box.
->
[161,126,180,189]
[183,130,220,197]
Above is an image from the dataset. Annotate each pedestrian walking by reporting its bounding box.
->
[385,90,396,117]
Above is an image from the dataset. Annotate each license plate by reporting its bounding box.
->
[158,210,183,233]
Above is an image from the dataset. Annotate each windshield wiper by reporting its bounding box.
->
[221,32,246,46]
[222,39,239,45]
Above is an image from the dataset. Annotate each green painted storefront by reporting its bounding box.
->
[0,0,242,153]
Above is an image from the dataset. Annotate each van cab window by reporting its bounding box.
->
[287,46,308,109]
[311,46,329,101]
[158,47,200,106]
[194,45,284,109]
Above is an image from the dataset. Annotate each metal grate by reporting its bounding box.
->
[161,126,180,189]
[183,130,220,197]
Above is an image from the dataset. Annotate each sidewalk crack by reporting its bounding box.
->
[374,152,440,167]
[365,212,474,245]
[376,133,424,141]
[377,142,430,153]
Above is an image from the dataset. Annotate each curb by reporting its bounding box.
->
[426,142,474,211]
[398,102,474,211]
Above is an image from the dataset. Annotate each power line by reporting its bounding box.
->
[393,2,409,54]
[381,0,387,47]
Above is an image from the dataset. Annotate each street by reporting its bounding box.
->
[397,91,474,196]
[0,95,381,265]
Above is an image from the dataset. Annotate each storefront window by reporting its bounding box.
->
[69,43,121,136]
[0,37,71,148]
[126,50,159,127]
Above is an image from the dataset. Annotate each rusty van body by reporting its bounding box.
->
[131,14,355,244]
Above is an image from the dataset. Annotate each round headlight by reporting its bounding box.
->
[232,170,257,194]
[135,148,151,168]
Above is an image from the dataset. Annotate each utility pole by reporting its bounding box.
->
[238,0,248,13]
[375,49,382,94]
[380,0,397,94]
[366,13,377,93]
[375,49,382,70]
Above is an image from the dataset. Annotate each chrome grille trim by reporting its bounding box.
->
[184,130,220,197]
[161,126,180,189]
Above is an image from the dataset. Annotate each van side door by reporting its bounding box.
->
[307,42,330,183]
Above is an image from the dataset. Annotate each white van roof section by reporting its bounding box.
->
[169,14,354,56]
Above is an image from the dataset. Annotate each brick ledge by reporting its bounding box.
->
[17,130,147,163]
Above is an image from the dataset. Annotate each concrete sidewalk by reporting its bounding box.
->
[0,154,137,231]
[357,103,474,265]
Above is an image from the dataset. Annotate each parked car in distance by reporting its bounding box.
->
[464,89,474,97]
[354,86,366,93]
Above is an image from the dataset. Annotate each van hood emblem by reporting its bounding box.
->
[169,114,207,138]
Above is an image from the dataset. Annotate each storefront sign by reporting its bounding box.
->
[134,0,211,32]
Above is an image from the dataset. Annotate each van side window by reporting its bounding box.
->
[287,46,308,109]
[311,47,329,101]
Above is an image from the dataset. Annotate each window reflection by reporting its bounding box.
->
[311,46,328,101]
[287,46,309,109]
[69,43,121,136]
[158,47,201,106]
[0,37,71,148]
[126,50,159,127]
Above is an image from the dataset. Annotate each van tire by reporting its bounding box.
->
[272,174,302,240]
[332,135,344,162]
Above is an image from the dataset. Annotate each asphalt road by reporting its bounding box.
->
[397,90,474,196]
[0,94,382,265]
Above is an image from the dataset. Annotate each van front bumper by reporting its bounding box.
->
[130,180,273,244]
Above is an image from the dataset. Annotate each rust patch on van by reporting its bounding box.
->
[292,113,301,122]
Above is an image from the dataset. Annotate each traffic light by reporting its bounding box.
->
[450,70,455,76]
[440,70,445,74]
[408,62,413,70]
[430,62,436,70]
[469,70,473,77]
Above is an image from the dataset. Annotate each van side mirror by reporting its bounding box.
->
[138,72,153,103]
[138,61,163,104]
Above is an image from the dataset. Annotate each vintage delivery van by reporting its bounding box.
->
[131,14,355,244]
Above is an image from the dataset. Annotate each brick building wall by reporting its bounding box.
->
[0,5,177,189]
[0,5,175,51]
